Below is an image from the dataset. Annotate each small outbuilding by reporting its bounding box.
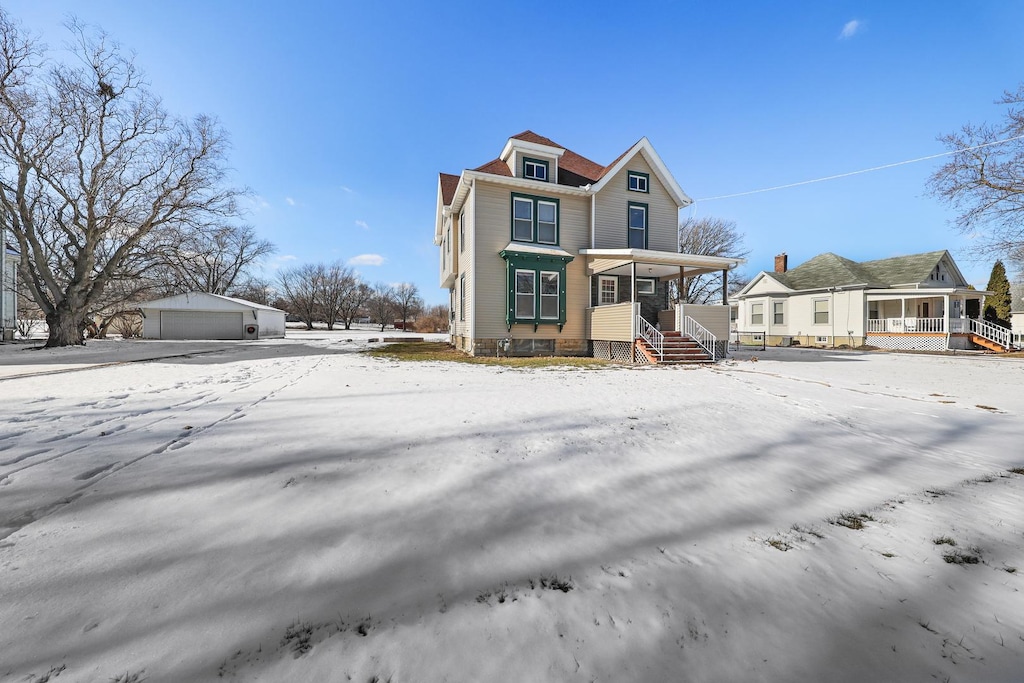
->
[140,292,286,340]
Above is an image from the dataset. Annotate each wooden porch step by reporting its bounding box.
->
[635,336,713,364]
[968,334,1012,353]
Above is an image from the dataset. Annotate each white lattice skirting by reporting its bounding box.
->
[592,341,636,363]
[867,334,947,351]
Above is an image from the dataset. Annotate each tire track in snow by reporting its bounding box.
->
[0,354,329,539]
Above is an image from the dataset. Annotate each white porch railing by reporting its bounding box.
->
[636,315,664,359]
[867,317,946,333]
[969,318,1013,349]
[681,315,717,362]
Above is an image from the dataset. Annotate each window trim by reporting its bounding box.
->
[772,300,784,325]
[500,248,572,329]
[522,156,549,182]
[627,201,648,250]
[813,298,829,324]
[628,171,650,193]
[750,301,764,325]
[636,278,656,295]
[599,275,618,305]
[514,269,536,320]
[510,193,560,246]
[539,271,560,320]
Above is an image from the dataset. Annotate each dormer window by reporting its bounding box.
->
[628,171,649,193]
[523,157,549,182]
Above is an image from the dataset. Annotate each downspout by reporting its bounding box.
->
[631,261,637,343]
[588,187,595,249]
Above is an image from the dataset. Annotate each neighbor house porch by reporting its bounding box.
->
[865,290,1015,351]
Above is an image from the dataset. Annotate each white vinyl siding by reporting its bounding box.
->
[594,154,678,251]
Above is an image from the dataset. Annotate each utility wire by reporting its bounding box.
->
[694,133,1024,202]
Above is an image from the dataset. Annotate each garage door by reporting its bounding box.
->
[160,310,244,340]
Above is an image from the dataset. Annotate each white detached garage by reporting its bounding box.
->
[140,292,286,340]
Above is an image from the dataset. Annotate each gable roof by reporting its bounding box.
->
[748,250,963,294]
[439,173,460,205]
[140,292,283,312]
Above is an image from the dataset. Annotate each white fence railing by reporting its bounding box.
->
[867,317,946,333]
[636,315,664,359]
[682,315,717,362]
[969,318,1013,350]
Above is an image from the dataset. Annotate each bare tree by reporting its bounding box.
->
[674,216,749,304]
[393,282,423,329]
[0,14,244,346]
[337,277,371,331]
[368,282,396,332]
[317,262,357,331]
[278,264,320,329]
[228,276,273,306]
[158,224,274,295]
[929,85,1024,262]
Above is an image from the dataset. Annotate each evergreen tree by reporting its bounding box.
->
[983,260,1012,326]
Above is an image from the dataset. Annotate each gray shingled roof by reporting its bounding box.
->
[770,250,949,291]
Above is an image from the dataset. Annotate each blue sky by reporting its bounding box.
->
[6,1,1024,303]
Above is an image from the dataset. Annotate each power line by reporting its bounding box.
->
[694,133,1024,202]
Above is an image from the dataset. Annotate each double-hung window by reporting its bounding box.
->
[773,301,784,324]
[459,274,465,321]
[628,202,648,249]
[511,193,559,245]
[628,171,649,193]
[523,157,549,182]
[459,211,465,252]
[515,270,535,319]
[540,272,559,319]
[813,299,829,324]
[751,302,764,325]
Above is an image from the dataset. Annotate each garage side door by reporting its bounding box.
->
[160,310,244,340]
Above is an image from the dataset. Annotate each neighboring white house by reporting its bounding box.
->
[734,250,1015,352]
[1,233,17,341]
[1012,310,1023,348]
[140,292,285,340]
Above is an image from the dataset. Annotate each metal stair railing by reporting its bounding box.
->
[636,315,664,360]
[681,315,717,361]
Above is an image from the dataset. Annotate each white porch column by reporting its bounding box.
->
[630,261,637,340]
[943,293,950,344]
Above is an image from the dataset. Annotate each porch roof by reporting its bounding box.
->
[578,248,744,279]
[865,287,991,300]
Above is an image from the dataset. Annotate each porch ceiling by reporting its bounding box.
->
[580,248,744,279]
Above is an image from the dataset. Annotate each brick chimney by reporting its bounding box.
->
[774,253,788,273]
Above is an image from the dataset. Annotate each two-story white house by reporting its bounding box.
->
[435,131,745,362]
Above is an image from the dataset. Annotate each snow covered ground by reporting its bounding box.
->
[1,337,1022,682]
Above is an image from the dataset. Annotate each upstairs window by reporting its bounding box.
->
[513,198,533,241]
[511,193,560,245]
[628,202,648,249]
[459,211,465,252]
[523,157,549,182]
[628,171,649,193]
